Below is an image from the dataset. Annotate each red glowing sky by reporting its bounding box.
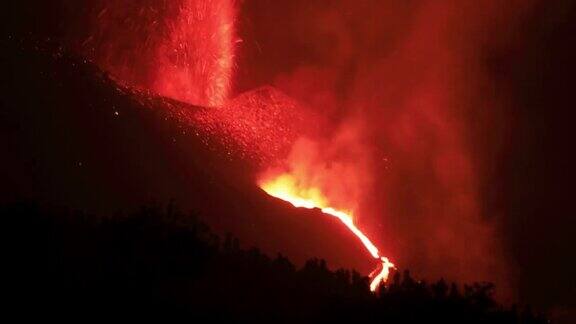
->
[236,0,538,299]
[10,0,575,313]
[76,0,538,299]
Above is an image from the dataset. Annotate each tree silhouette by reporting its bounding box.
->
[2,202,548,323]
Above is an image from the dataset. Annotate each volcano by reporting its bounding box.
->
[0,40,383,275]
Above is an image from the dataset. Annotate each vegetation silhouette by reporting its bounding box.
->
[3,202,546,322]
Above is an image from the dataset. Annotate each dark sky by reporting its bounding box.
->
[494,1,576,311]
[3,0,576,316]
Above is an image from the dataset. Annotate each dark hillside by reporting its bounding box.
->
[0,39,370,273]
[3,202,546,323]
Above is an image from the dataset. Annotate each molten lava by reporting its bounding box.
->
[259,172,395,292]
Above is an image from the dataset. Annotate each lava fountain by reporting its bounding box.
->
[153,0,236,106]
[259,172,395,292]
[82,0,237,106]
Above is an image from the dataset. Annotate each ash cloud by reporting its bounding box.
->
[238,0,537,299]
[10,0,557,304]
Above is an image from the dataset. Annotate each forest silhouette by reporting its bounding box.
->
[3,202,547,323]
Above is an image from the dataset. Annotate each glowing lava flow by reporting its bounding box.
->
[259,173,395,292]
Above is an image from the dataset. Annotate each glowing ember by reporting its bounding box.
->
[84,0,237,107]
[153,0,236,106]
[259,173,395,292]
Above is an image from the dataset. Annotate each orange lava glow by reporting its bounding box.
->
[259,173,395,292]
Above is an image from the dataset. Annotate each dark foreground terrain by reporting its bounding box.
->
[3,202,546,323]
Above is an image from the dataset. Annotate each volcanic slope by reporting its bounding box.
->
[0,40,374,273]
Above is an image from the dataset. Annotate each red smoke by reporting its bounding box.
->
[238,0,536,300]
[72,0,538,300]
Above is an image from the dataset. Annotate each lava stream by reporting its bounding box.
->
[259,173,395,292]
